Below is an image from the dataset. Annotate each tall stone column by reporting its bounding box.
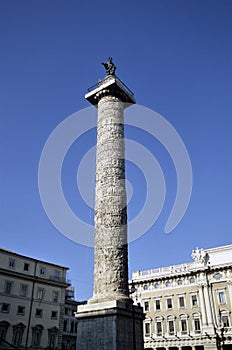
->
[92,95,129,302]
[75,69,144,350]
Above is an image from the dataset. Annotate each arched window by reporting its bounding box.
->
[189,277,195,284]
[154,316,163,336]
[12,323,26,347]
[0,321,10,346]
[167,315,175,335]
[48,326,58,349]
[179,314,188,335]
[191,312,201,334]
[31,324,44,347]
[219,309,230,328]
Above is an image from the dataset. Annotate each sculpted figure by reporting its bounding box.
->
[102,57,116,75]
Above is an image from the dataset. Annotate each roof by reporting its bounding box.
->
[0,247,69,270]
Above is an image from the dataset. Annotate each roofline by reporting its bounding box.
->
[0,248,69,270]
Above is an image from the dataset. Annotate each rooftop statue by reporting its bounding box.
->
[101,57,116,75]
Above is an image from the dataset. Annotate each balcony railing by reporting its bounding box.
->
[87,75,134,98]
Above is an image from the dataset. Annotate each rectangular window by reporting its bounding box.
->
[4,281,12,294]
[168,320,174,335]
[1,303,10,313]
[37,287,45,300]
[17,306,25,315]
[24,263,29,271]
[20,283,28,297]
[9,258,15,268]
[40,266,46,275]
[144,301,149,311]
[51,311,58,319]
[65,308,69,315]
[191,294,198,306]
[155,299,161,310]
[53,291,59,303]
[167,298,172,309]
[219,291,226,304]
[156,321,162,335]
[35,308,43,318]
[145,323,151,336]
[222,315,229,328]
[194,319,201,332]
[181,319,187,333]
[54,270,60,281]
[179,296,185,308]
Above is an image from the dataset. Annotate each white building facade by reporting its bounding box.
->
[0,248,70,349]
[130,244,232,350]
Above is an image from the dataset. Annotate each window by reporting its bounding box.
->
[4,281,13,294]
[40,266,46,275]
[9,258,15,268]
[154,282,159,289]
[70,321,74,333]
[189,277,195,284]
[222,315,229,328]
[194,319,201,333]
[191,294,198,307]
[24,263,29,271]
[145,323,151,336]
[65,308,69,315]
[31,325,43,347]
[179,296,185,308]
[155,299,161,310]
[0,321,10,345]
[17,306,25,315]
[214,273,222,280]
[20,283,28,297]
[144,301,149,312]
[35,309,43,318]
[48,327,58,349]
[218,291,226,304]
[51,311,58,319]
[54,270,60,281]
[37,287,45,300]
[143,284,148,290]
[165,281,171,287]
[53,291,59,303]
[177,279,183,285]
[63,320,67,332]
[168,320,175,335]
[156,321,162,336]
[181,319,187,334]
[12,323,25,347]
[167,298,173,309]
[1,303,10,313]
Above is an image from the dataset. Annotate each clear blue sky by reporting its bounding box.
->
[1,0,232,301]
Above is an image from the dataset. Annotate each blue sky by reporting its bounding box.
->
[1,0,232,301]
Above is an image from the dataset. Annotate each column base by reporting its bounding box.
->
[75,299,145,350]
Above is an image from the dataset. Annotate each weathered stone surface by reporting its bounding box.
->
[90,95,129,303]
[75,301,144,350]
[75,77,144,350]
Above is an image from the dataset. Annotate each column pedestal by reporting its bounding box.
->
[76,300,144,350]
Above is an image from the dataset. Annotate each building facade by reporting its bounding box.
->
[62,287,86,350]
[0,248,70,349]
[130,244,232,350]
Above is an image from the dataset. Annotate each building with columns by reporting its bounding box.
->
[130,244,232,350]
